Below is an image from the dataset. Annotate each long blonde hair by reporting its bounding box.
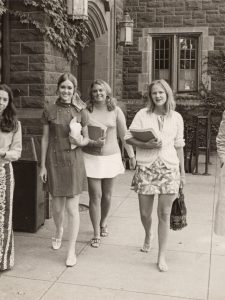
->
[86,79,117,112]
[147,79,176,114]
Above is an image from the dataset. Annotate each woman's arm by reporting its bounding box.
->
[116,107,135,158]
[217,111,225,165]
[116,107,136,168]
[126,136,162,149]
[176,147,185,188]
[81,125,89,146]
[0,122,22,162]
[40,124,49,183]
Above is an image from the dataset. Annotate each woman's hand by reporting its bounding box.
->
[129,156,136,170]
[0,150,6,158]
[180,173,186,189]
[141,138,162,149]
[69,135,83,147]
[91,137,106,147]
[40,166,47,183]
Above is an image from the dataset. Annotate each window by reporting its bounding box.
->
[152,34,199,92]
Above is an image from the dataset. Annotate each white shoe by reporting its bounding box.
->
[66,255,77,267]
[52,237,62,250]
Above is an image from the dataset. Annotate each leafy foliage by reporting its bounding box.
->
[3,0,90,60]
[0,0,6,15]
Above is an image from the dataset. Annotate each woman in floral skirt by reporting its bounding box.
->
[125,79,185,272]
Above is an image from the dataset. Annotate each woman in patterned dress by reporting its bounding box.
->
[125,79,185,272]
[0,84,22,271]
[40,73,89,267]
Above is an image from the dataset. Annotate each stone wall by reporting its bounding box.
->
[9,0,70,136]
[124,0,225,125]
[114,0,124,101]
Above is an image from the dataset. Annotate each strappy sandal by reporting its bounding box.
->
[52,228,63,250]
[140,242,152,253]
[100,225,109,237]
[90,237,101,248]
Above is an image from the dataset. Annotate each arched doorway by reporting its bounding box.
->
[72,1,109,101]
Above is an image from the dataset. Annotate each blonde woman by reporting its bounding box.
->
[125,79,185,272]
[83,79,136,248]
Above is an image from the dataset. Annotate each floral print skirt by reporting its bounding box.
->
[0,163,14,271]
[131,158,180,195]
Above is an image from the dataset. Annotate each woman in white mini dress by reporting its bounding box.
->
[83,79,136,248]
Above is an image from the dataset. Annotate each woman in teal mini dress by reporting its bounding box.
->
[40,73,89,267]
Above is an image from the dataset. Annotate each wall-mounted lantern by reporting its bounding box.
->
[67,0,88,20]
[118,12,134,46]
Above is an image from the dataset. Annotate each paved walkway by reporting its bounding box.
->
[1,155,225,300]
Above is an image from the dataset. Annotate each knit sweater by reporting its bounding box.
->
[0,121,22,165]
[124,108,185,168]
[216,111,225,164]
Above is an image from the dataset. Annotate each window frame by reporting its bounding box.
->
[151,33,201,93]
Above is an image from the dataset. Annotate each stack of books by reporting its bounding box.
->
[130,128,158,142]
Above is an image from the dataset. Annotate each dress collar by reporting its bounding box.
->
[56,94,86,112]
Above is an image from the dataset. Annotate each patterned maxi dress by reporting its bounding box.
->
[0,163,15,270]
[0,122,22,271]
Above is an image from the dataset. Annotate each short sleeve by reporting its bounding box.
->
[80,109,89,127]
[41,108,49,125]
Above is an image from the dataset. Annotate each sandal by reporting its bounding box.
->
[52,228,63,250]
[52,237,62,250]
[100,226,109,237]
[140,242,152,253]
[90,237,101,248]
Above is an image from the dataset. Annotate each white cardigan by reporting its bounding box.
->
[124,108,185,168]
[216,111,225,164]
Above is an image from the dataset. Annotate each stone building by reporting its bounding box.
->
[1,0,224,223]
[0,0,124,137]
[0,0,224,141]
[123,0,225,122]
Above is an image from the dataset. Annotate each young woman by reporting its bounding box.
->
[83,79,136,248]
[0,84,22,271]
[125,79,185,272]
[40,73,89,267]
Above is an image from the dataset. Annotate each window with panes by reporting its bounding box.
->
[152,35,199,92]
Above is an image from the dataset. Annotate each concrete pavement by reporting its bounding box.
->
[1,155,225,300]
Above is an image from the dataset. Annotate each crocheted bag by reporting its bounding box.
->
[170,188,187,230]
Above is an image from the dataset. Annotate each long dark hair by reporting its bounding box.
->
[0,84,18,132]
[57,72,77,93]
[86,79,116,112]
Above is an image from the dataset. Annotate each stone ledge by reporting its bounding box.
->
[17,108,43,119]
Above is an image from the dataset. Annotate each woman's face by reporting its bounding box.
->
[0,90,9,115]
[151,84,167,108]
[92,84,107,103]
[58,79,75,103]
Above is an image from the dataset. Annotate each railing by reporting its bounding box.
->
[189,111,211,175]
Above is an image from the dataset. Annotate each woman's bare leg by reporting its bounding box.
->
[157,194,175,271]
[65,195,80,266]
[88,178,102,239]
[138,194,154,249]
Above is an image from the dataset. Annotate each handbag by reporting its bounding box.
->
[170,188,187,230]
